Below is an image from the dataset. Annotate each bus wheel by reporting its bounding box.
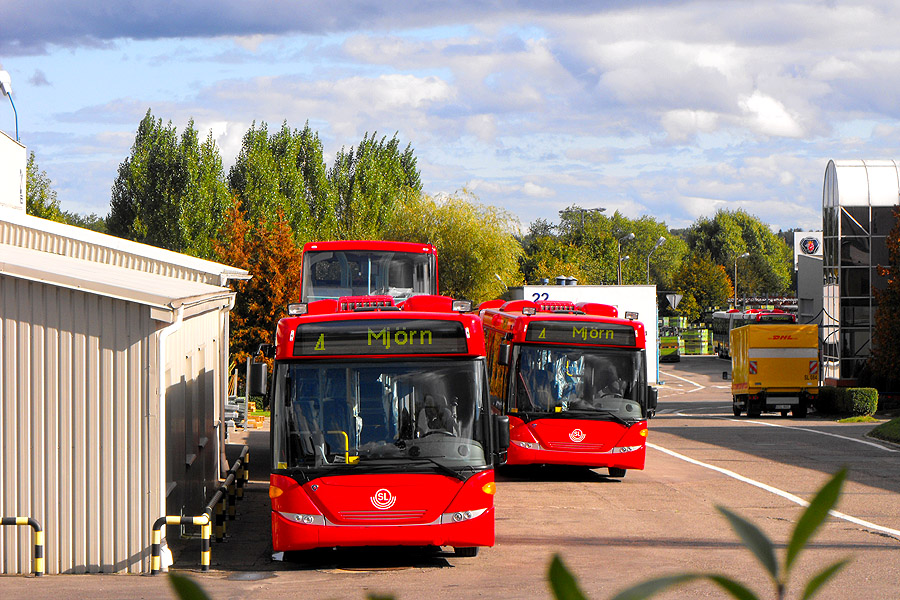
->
[608,467,626,478]
[454,547,479,557]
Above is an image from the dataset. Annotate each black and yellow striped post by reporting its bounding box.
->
[236,463,245,500]
[200,521,211,572]
[0,517,44,577]
[227,479,237,520]
[214,496,225,542]
[150,514,210,575]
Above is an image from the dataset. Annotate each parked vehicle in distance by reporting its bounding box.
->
[730,324,819,418]
[479,299,657,478]
[711,309,797,358]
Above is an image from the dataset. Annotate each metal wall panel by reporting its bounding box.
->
[0,274,157,574]
[163,308,224,519]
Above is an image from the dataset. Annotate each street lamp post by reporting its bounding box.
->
[0,70,17,142]
[574,207,606,238]
[646,236,666,284]
[617,233,635,285]
[734,252,750,309]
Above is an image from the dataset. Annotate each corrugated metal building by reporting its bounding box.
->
[0,209,247,574]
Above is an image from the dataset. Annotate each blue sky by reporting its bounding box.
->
[3,1,900,231]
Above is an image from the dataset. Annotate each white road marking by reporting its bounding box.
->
[669,411,898,453]
[648,442,900,541]
[661,370,705,390]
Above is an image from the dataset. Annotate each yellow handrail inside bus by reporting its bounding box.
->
[326,430,357,463]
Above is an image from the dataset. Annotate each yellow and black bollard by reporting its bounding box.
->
[0,517,44,577]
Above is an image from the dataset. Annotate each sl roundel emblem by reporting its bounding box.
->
[799,237,819,255]
[371,488,397,510]
[569,429,586,443]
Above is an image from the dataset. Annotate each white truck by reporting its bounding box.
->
[505,285,659,384]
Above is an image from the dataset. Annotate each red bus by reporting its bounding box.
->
[254,294,509,557]
[711,309,797,358]
[300,240,438,303]
[480,299,657,478]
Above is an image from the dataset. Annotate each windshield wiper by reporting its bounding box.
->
[406,456,468,481]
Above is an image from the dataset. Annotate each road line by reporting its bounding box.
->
[648,442,900,541]
[671,411,898,453]
[661,370,705,389]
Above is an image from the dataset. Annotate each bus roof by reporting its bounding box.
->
[302,240,437,255]
[480,300,646,349]
[275,295,484,360]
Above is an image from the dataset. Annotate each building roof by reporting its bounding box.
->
[0,207,249,285]
[1,242,234,318]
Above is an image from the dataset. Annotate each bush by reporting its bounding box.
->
[814,386,877,417]
[814,386,838,413]
[837,387,878,416]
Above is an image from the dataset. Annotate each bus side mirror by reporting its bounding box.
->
[498,344,511,366]
[493,414,510,452]
[647,386,658,418]
[248,361,268,396]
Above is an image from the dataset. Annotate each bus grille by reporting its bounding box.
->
[545,442,606,451]
[337,510,427,522]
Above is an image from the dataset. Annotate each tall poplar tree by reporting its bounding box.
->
[108,110,230,258]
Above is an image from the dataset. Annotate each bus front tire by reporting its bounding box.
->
[608,467,626,478]
[454,547,479,557]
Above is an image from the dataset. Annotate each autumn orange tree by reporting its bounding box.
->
[671,251,733,321]
[869,208,900,391]
[214,201,303,373]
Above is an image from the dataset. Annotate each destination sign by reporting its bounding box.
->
[524,320,637,347]
[294,319,469,356]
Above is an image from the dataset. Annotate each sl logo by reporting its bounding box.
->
[371,488,397,510]
[800,237,819,255]
[569,429,586,443]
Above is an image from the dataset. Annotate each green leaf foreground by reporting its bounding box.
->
[548,554,589,600]
[558,469,850,600]
[717,506,779,580]
[168,572,213,600]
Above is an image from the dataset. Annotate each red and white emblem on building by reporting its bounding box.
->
[371,488,397,510]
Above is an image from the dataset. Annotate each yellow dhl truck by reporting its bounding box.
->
[730,324,819,418]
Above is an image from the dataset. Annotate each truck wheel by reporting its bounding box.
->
[793,403,808,418]
[747,399,761,418]
[732,405,741,417]
[780,410,789,417]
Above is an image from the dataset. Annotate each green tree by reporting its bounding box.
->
[329,132,422,239]
[672,251,733,317]
[228,121,336,241]
[384,190,523,303]
[25,152,65,222]
[108,110,230,258]
[523,206,686,287]
[686,210,792,296]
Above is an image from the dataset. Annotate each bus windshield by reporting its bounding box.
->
[272,359,487,471]
[513,346,647,421]
[300,250,436,302]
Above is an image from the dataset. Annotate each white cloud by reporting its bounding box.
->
[738,91,805,138]
[661,109,720,142]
